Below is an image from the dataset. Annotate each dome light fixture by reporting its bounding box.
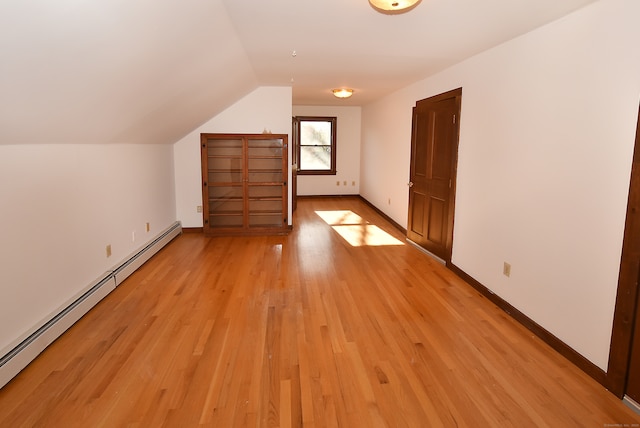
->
[332,88,354,99]
[369,0,421,14]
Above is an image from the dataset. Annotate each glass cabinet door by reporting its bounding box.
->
[204,137,244,229]
[247,138,285,228]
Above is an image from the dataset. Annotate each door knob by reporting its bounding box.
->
[408,182,414,187]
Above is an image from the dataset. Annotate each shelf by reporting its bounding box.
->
[210,212,243,216]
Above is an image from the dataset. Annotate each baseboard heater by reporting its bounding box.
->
[0,221,182,389]
[113,221,182,286]
[624,395,640,415]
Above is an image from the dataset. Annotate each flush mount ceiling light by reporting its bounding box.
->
[369,0,421,14]
[332,88,354,99]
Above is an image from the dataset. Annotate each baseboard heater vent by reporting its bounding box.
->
[113,221,182,286]
[0,221,182,389]
[624,395,640,416]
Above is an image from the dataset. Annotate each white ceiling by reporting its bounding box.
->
[0,0,598,144]
[223,0,598,106]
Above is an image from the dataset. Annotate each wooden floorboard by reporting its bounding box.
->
[1,196,639,427]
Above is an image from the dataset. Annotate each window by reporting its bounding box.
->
[295,116,337,175]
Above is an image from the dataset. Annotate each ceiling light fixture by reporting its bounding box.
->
[332,88,354,99]
[369,0,421,14]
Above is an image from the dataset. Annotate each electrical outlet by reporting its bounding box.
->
[197,205,203,213]
[503,262,511,278]
[106,244,112,258]
[146,222,150,232]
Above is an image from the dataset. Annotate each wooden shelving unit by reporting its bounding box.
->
[201,133,289,236]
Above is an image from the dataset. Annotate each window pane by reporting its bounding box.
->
[300,146,332,170]
[301,121,332,146]
[295,116,336,175]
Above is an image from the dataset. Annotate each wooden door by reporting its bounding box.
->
[407,88,461,262]
[607,103,640,402]
[626,287,640,404]
[621,105,640,406]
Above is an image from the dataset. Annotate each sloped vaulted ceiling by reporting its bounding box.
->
[0,0,258,145]
[0,0,598,145]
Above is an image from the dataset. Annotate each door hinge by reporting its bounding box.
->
[453,114,456,124]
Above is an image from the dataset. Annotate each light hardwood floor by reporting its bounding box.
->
[1,197,639,427]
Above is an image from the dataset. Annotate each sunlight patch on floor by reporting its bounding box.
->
[315,210,404,247]
[315,210,366,225]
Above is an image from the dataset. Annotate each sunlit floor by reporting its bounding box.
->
[314,209,404,247]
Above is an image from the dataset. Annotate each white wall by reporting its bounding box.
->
[0,144,176,356]
[360,0,640,370]
[293,106,362,196]
[174,86,293,228]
